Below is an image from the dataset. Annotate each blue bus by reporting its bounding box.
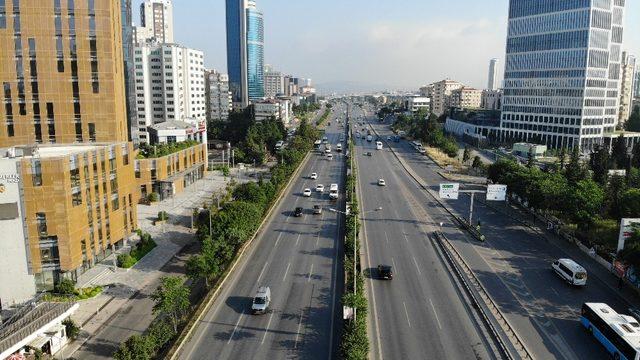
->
[581,303,640,360]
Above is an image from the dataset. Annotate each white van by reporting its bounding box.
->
[552,258,587,286]
[376,141,383,150]
[251,286,271,314]
[329,184,339,199]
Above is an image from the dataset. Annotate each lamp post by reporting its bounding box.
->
[330,206,382,322]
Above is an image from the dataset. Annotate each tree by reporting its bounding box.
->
[462,147,471,164]
[113,334,154,360]
[565,146,588,184]
[342,292,367,312]
[55,278,75,295]
[565,179,605,227]
[62,318,80,339]
[621,189,640,218]
[526,148,535,168]
[472,156,483,169]
[558,147,567,171]
[589,145,611,186]
[632,142,640,169]
[612,133,629,169]
[151,276,190,332]
[626,105,640,132]
[186,238,221,288]
[605,175,627,219]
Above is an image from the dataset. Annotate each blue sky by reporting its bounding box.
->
[137,0,640,91]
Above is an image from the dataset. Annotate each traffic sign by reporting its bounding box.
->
[439,183,459,199]
[486,184,507,201]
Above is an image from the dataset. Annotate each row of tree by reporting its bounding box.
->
[392,111,459,157]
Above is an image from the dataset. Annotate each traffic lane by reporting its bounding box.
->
[354,139,490,360]
[371,123,610,359]
[182,135,342,359]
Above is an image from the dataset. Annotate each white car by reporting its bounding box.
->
[378,179,386,186]
[303,188,312,197]
[316,184,325,193]
[310,173,318,180]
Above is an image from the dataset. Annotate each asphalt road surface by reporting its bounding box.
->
[363,108,638,359]
[350,105,496,360]
[179,106,348,360]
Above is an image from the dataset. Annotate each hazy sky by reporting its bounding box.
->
[136,0,640,91]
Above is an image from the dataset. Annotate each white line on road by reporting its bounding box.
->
[403,233,409,243]
[403,302,412,328]
[295,233,301,247]
[308,263,314,282]
[282,262,291,282]
[391,257,397,274]
[274,232,283,247]
[429,298,442,330]
[412,256,422,275]
[257,262,269,283]
[227,311,245,344]
[294,308,305,349]
[261,312,274,345]
[384,231,389,245]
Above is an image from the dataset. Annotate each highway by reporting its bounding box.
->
[350,104,497,360]
[179,106,347,359]
[362,107,640,359]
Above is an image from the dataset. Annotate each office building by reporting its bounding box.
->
[264,67,285,98]
[405,96,431,113]
[619,52,636,125]
[0,143,138,294]
[487,58,499,91]
[132,43,206,143]
[450,87,482,110]
[0,0,129,147]
[226,0,265,107]
[500,0,626,150]
[254,99,292,125]
[205,69,232,122]
[482,90,502,111]
[136,0,174,44]
[122,0,136,141]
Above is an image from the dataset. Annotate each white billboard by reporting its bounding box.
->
[618,218,640,252]
[439,183,459,200]
[486,184,507,201]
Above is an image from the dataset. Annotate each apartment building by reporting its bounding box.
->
[423,80,464,116]
[132,43,206,143]
[619,52,637,125]
[135,0,174,44]
[450,87,482,110]
[205,69,232,122]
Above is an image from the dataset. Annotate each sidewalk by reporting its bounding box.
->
[63,171,249,359]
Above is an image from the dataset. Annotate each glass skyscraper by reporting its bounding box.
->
[225,0,264,107]
[500,0,626,150]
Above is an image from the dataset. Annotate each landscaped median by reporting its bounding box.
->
[110,119,322,360]
[340,138,370,360]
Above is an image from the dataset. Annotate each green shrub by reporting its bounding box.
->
[55,278,75,295]
[117,253,137,268]
[147,192,159,203]
[157,211,168,221]
[62,318,80,339]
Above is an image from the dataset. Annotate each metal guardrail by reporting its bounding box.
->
[433,231,532,360]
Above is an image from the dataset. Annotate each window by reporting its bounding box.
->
[32,160,42,186]
[36,212,47,236]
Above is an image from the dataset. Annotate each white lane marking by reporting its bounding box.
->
[294,308,305,349]
[429,298,442,330]
[261,312,274,345]
[403,233,409,243]
[412,256,422,275]
[282,262,291,282]
[274,232,283,247]
[308,263,314,282]
[257,262,268,283]
[227,311,245,344]
[384,231,389,245]
[391,257,397,274]
[295,233,301,247]
[403,302,412,328]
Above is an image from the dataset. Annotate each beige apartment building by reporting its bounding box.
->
[450,87,482,110]
[421,79,464,116]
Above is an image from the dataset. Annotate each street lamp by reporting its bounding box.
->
[330,205,382,322]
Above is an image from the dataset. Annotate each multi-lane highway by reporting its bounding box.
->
[179,106,348,359]
[360,105,640,359]
[350,104,497,360]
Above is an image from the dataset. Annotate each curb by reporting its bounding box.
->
[167,151,313,359]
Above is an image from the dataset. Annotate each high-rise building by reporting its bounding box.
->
[226,0,264,107]
[450,87,483,109]
[264,67,285,98]
[635,71,640,101]
[0,0,129,147]
[619,52,636,125]
[426,79,464,116]
[500,0,625,150]
[487,58,499,90]
[206,69,232,122]
[132,43,206,143]
[122,0,136,142]
[136,0,174,44]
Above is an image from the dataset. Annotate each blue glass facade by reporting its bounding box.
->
[246,7,264,101]
[225,0,243,104]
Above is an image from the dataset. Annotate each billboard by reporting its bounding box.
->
[618,218,640,252]
[439,183,459,200]
[486,184,507,201]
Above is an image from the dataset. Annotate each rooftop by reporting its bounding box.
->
[149,120,196,131]
[1,143,120,160]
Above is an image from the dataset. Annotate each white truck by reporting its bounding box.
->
[329,184,339,200]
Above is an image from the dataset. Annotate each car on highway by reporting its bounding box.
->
[303,188,312,197]
[313,205,322,215]
[326,153,333,160]
[377,265,393,280]
[294,207,303,217]
[329,184,339,200]
[316,184,325,193]
[386,136,392,141]
[365,151,372,157]
[552,258,587,286]
[251,286,271,314]
[378,179,386,186]
[310,172,318,180]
